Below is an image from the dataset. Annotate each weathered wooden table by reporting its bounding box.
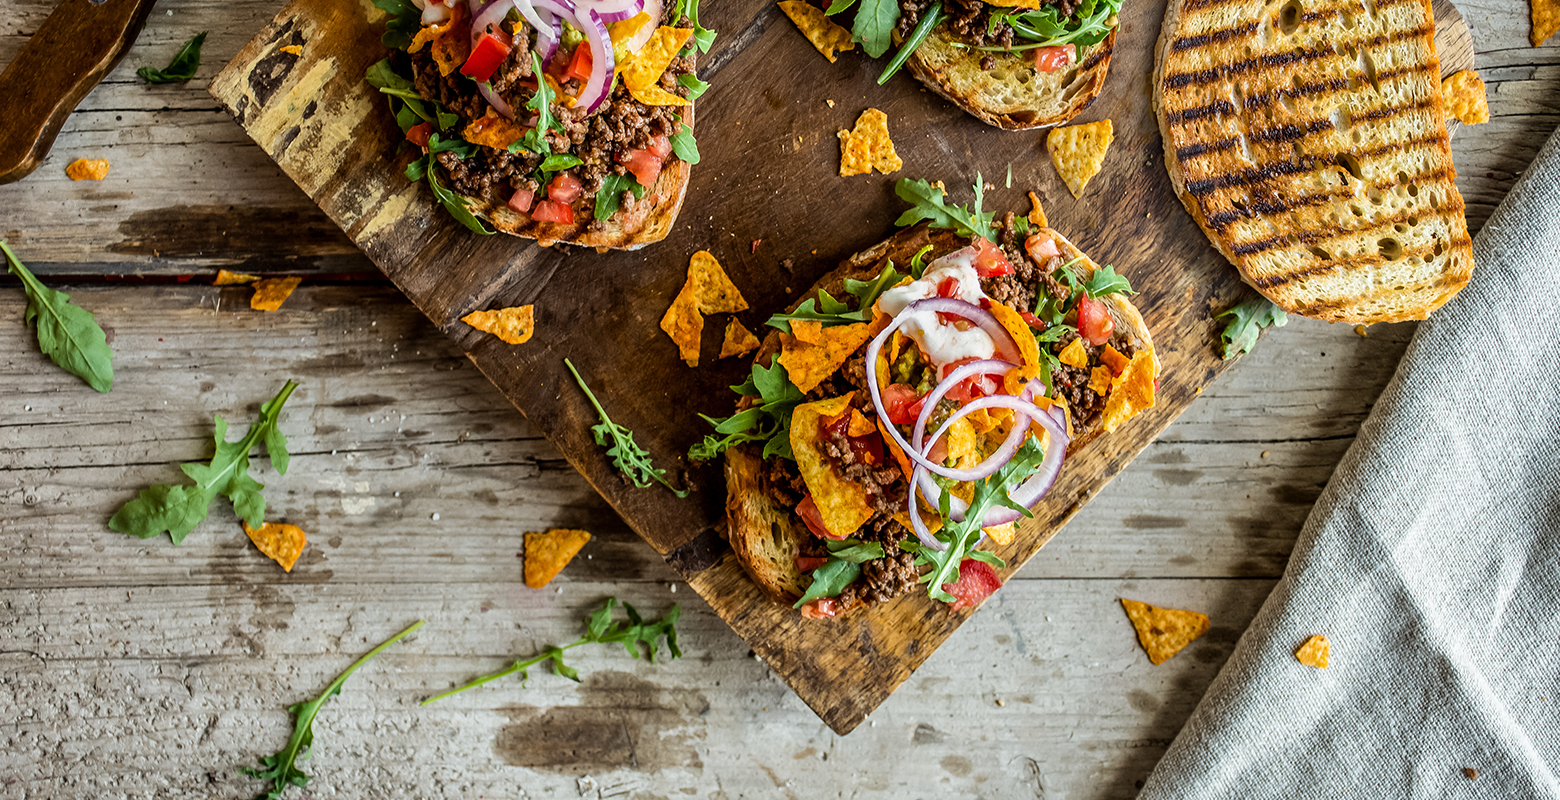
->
[2,0,1555,796]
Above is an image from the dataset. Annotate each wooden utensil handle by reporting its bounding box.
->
[0,0,161,185]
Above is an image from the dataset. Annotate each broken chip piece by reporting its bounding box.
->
[621,26,693,106]
[1442,70,1490,125]
[1534,0,1559,45]
[660,251,749,366]
[1121,598,1209,665]
[242,521,307,572]
[214,269,261,286]
[790,395,875,538]
[720,318,760,359]
[463,108,529,150]
[1101,349,1157,433]
[778,0,856,63]
[462,304,536,345]
[1047,120,1113,198]
[1058,337,1088,369]
[65,158,110,181]
[1295,634,1331,669]
[838,108,903,177]
[279,44,303,56]
[1027,191,1048,227]
[523,528,592,588]
[777,321,876,393]
[250,276,302,312]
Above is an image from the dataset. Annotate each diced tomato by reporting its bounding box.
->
[926,434,949,465]
[563,44,592,84]
[941,356,1000,403]
[618,148,663,189]
[405,122,432,148]
[972,237,1014,277]
[1034,44,1075,73]
[800,598,838,619]
[941,558,1003,611]
[795,556,829,573]
[506,187,534,213]
[646,134,673,160]
[821,409,884,467]
[1025,233,1061,262]
[547,173,582,205]
[937,276,961,298]
[1077,294,1114,346]
[1019,310,1046,329]
[531,199,574,224]
[881,383,925,426]
[461,30,513,83]
[797,495,843,540]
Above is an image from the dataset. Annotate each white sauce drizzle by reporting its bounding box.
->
[875,247,995,371]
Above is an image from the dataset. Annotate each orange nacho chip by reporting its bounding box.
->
[790,319,824,345]
[251,277,302,312]
[214,270,260,286]
[1047,120,1113,198]
[1058,337,1088,368]
[777,321,876,393]
[1295,634,1331,669]
[279,44,303,56]
[778,0,856,62]
[411,4,470,75]
[524,528,591,588]
[1100,343,1131,375]
[1534,0,1559,46]
[464,107,528,150]
[621,26,693,106]
[462,305,536,345]
[988,301,1041,382]
[1121,598,1209,665]
[838,108,903,177]
[660,251,749,367]
[790,394,874,538]
[987,0,1041,6]
[1101,349,1157,432]
[983,521,1016,546]
[1027,191,1049,227]
[242,521,307,572]
[65,158,109,181]
[1442,70,1490,125]
[720,318,760,359]
[847,408,876,438]
[1089,365,1113,394]
[878,416,914,483]
[610,12,654,48]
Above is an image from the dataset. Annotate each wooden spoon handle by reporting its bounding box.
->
[0,0,161,185]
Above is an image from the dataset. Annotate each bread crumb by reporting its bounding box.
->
[1260,450,1270,458]
[1354,324,1368,337]
[827,99,835,107]
[1464,768,1479,780]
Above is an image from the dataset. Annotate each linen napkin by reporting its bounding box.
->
[1137,123,1560,798]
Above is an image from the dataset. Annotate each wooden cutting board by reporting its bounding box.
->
[209,0,1471,734]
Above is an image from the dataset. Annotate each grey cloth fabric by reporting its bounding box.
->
[1139,125,1560,799]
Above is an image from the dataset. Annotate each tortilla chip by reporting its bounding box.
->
[279,44,303,55]
[214,270,260,286]
[242,521,307,572]
[777,322,875,393]
[1534,0,1559,45]
[660,251,749,366]
[250,277,302,312]
[778,0,856,63]
[847,408,876,438]
[463,107,528,150]
[1121,598,1209,665]
[1047,120,1114,199]
[1058,337,1088,368]
[610,12,653,48]
[65,158,109,181]
[1295,634,1331,669]
[988,301,1041,382]
[1027,191,1049,227]
[1089,365,1113,394]
[1100,343,1130,375]
[984,522,1016,545]
[411,4,470,75]
[790,395,874,538]
[462,304,535,345]
[524,528,591,588]
[838,108,903,177]
[622,26,693,106]
[878,417,914,482]
[791,319,824,346]
[1101,349,1157,432]
[720,318,759,359]
[943,416,981,470]
[1442,70,1490,125]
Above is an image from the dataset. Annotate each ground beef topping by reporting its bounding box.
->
[896,0,1083,48]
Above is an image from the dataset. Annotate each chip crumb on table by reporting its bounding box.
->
[1532,0,1558,46]
[461,304,536,345]
[250,276,302,312]
[1442,70,1490,125]
[242,521,307,572]
[838,108,903,177]
[660,250,748,367]
[1295,634,1331,668]
[1047,120,1114,198]
[523,528,592,588]
[1464,767,1480,780]
[65,158,110,181]
[1121,598,1210,665]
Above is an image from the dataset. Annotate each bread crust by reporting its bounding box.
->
[724,223,1157,605]
[907,28,1116,130]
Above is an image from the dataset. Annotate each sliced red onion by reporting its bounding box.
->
[470,0,509,42]
[906,297,1022,366]
[971,404,1069,529]
[479,82,516,118]
[909,358,1012,454]
[512,0,560,61]
[620,0,662,51]
[580,0,643,18]
[572,8,616,112]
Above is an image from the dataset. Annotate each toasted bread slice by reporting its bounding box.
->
[908,29,1116,130]
[1154,0,1473,323]
[725,223,1157,605]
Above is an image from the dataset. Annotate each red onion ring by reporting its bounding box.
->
[902,297,1023,367]
[580,0,642,17]
[572,8,616,112]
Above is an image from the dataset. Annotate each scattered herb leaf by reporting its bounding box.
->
[689,358,804,462]
[766,260,901,334]
[372,0,423,49]
[1217,296,1288,359]
[566,359,689,497]
[894,177,998,242]
[137,31,207,83]
[669,123,701,165]
[3,241,114,393]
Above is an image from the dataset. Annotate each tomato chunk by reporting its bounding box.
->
[405,122,432,148]
[563,44,592,84]
[1077,295,1114,346]
[942,558,1003,611]
[1034,44,1075,73]
[531,199,574,224]
[800,598,838,619]
[794,556,829,573]
[1025,233,1060,262]
[646,134,673,160]
[972,237,1014,277]
[797,495,843,540]
[618,148,663,189]
[941,356,999,403]
[937,276,961,298]
[548,172,582,204]
[1019,310,1046,329]
[461,30,513,83]
[881,383,925,426]
[506,187,534,213]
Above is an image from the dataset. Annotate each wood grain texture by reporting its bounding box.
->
[197,0,1473,733]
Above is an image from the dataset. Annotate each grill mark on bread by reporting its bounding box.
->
[1249,118,1335,144]
[1080,43,1114,70]
[1210,164,1455,240]
[1354,97,1436,123]
[1162,46,1337,89]
[1250,235,1473,289]
[1185,158,1320,196]
[1372,62,1437,84]
[1170,21,1260,52]
[1235,204,1463,260]
[1166,99,1236,125]
[1175,137,1241,161]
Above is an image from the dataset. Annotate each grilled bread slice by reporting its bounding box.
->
[909,30,1116,130]
[1154,0,1474,322]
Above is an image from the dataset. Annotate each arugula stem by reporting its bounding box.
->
[878,2,944,85]
[420,640,584,705]
[564,358,612,425]
[312,619,425,710]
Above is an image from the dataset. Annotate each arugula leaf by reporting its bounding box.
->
[669,124,701,165]
[372,0,423,49]
[511,53,561,156]
[913,437,1047,603]
[593,173,647,221]
[823,539,886,562]
[825,0,857,13]
[677,73,710,100]
[566,359,689,497]
[109,381,299,544]
[425,153,494,235]
[985,0,1121,49]
[909,244,935,279]
[766,261,901,334]
[673,0,717,53]
[243,620,424,800]
[689,358,804,462]
[893,178,998,242]
[538,154,584,173]
[3,241,114,393]
[422,598,680,704]
[365,58,458,133]
[1217,296,1288,359]
[850,0,902,58]
[792,560,861,608]
[137,31,207,84]
[1082,264,1135,298]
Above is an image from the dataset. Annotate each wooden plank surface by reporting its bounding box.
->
[197,0,1478,733]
